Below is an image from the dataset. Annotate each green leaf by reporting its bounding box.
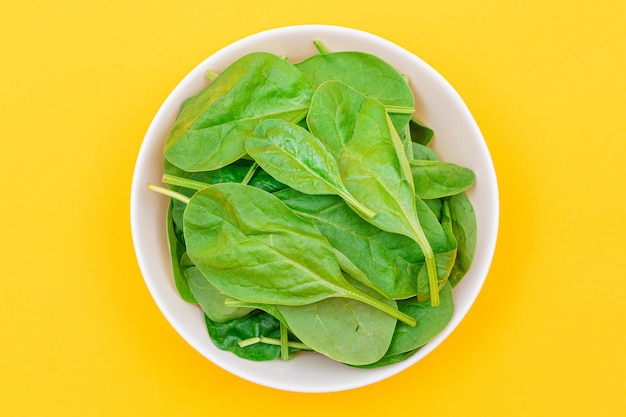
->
[409,118,435,146]
[277,279,397,365]
[417,199,458,301]
[411,142,439,161]
[245,119,375,218]
[164,52,313,171]
[410,160,476,199]
[391,282,455,356]
[353,282,454,368]
[307,81,441,305]
[276,189,454,300]
[296,51,415,132]
[447,192,478,286]
[181,255,254,323]
[166,202,196,303]
[183,183,416,325]
[204,311,283,361]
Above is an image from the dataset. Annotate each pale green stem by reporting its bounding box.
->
[205,69,219,80]
[411,225,440,307]
[385,105,415,115]
[147,183,190,204]
[241,162,258,185]
[280,323,289,360]
[238,336,312,351]
[161,174,207,191]
[313,40,330,54]
[338,191,377,219]
[342,287,416,326]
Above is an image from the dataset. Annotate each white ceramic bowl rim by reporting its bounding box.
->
[130,24,499,393]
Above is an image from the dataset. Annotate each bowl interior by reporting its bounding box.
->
[130,24,499,393]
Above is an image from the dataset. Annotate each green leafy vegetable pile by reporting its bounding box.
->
[149,41,478,367]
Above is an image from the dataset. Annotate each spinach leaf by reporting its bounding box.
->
[276,188,453,300]
[352,349,419,369]
[447,192,477,287]
[183,183,416,325]
[408,117,434,146]
[417,199,458,301]
[411,142,440,161]
[276,278,397,366]
[410,160,476,199]
[352,282,454,369]
[164,52,313,172]
[166,201,196,303]
[307,81,441,305]
[245,119,375,218]
[389,281,454,356]
[295,51,415,133]
[181,254,254,323]
[164,158,287,231]
[204,311,284,361]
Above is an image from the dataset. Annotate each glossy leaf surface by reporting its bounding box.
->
[410,160,476,199]
[245,119,374,218]
[277,279,397,365]
[296,51,414,132]
[307,81,441,304]
[182,183,415,325]
[164,52,313,171]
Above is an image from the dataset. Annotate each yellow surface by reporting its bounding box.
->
[1,0,624,415]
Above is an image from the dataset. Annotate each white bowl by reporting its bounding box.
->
[130,24,499,393]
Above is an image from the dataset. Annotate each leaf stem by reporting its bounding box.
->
[343,289,416,327]
[313,40,330,54]
[241,162,258,185]
[385,105,415,115]
[411,225,440,306]
[147,183,190,204]
[339,191,377,219]
[238,336,312,350]
[280,323,290,360]
[161,174,208,191]
[205,69,219,80]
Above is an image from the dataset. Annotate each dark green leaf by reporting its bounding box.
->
[204,311,283,361]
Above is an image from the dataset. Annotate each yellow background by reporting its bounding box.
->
[1,0,624,415]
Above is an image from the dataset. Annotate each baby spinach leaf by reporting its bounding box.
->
[307,81,441,305]
[183,183,416,325]
[417,200,458,301]
[408,117,435,146]
[410,160,476,199]
[390,282,455,356]
[447,192,477,287]
[423,198,443,221]
[295,51,414,133]
[181,255,254,323]
[276,279,397,365]
[204,311,283,361]
[353,282,454,368]
[164,52,313,172]
[164,157,287,231]
[411,142,439,161]
[352,349,419,369]
[245,119,375,218]
[276,188,453,300]
[166,201,196,303]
